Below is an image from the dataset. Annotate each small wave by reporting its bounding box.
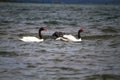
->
[0,20,15,25]
[101,28,118,33]
[0,51,19,57]
[105,15,120,20]
[83,35,120,40]
[44,20,59,25]
[109,42,120,48]
[85,74,120,80]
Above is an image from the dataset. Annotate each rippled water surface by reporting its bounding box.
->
[0,2,120,80]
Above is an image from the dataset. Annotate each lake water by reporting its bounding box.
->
[0,2,120,80]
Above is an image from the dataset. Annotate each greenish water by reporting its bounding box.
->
[0,2,120,80]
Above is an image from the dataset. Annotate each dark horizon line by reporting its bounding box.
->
[0,1,120,4]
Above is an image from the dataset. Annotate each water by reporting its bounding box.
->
[0,2,120,80]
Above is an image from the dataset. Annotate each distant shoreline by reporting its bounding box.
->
[0,1,120,5]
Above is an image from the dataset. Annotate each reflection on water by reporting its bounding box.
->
[85,74,120,80]
[0,2,120,80]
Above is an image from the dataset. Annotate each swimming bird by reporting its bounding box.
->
[20,27,47,42]
[52,29,84,42]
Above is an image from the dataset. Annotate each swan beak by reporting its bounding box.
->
[81,29,85,32]
[44,27,47,31]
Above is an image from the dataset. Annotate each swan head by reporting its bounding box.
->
[79,29,84,33]
[40,27,47,31]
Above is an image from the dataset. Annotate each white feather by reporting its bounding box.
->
[20,36,44,42]
[57,34,82,42]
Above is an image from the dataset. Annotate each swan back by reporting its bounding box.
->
[20,36,44,42]
[62,34,82,42]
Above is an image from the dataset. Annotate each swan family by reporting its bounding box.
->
[20,27,84,42]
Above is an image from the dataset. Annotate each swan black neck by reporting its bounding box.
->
[38,27,46,39]
[78,29,83,38]
[39,28,43,39]
[39,29,42,39]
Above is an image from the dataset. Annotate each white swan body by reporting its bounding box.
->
[54,29,84,42]
[20,27,47,42]
[56,34,82,42]
[20,36,44,42]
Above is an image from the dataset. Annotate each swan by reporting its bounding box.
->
[52,29,84,42]
[20,27,47,42]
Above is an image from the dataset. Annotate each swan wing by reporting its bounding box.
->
[20,36,44,42]
[63,35,82,42]
[56,37,69,41]
[63,35,77,41]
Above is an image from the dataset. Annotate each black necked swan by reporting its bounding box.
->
[20,27,47,42]
[52,29,84,42]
